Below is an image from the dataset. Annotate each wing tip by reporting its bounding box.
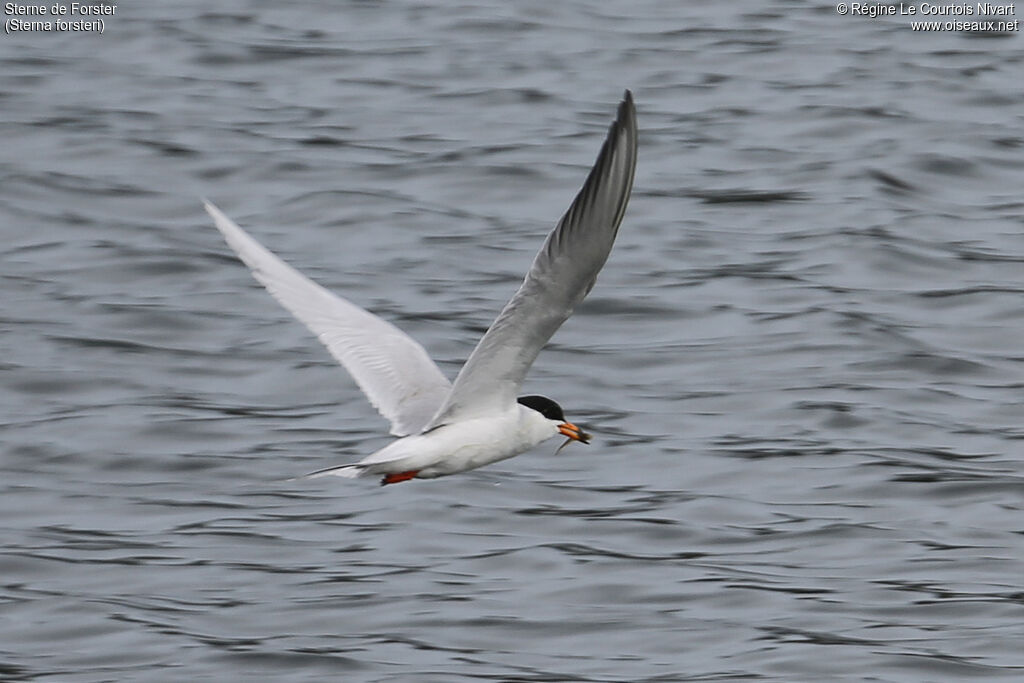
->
[201,197,219,218]
[616,89,638,144]
[202,198,236,236]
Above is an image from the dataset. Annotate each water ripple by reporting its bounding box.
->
[2,2,1024,681]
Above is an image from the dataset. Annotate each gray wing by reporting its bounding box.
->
[426,90,637,427]
[204,201,452,436]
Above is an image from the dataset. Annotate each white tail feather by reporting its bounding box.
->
[294,463,366,480]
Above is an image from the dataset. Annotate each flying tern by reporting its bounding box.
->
[204,90,637,485]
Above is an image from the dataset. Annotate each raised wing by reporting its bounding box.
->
[426,90,637,427]
[204,201,451,436]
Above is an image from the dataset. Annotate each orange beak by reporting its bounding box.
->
[558,422,591,445]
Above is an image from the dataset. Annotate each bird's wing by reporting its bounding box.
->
[426,90,637,428]
[204,201,451,436]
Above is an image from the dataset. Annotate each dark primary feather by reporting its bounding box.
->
[427,91,638,427]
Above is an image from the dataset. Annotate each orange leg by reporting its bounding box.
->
[381,470,419,486]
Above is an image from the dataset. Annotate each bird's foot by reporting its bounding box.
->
[381,470,419,486]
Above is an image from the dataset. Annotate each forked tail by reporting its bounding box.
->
[295,462,420,486]
[295,463,367,480]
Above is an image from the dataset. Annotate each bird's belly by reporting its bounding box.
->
[415,420,541,478]
[418,442,519,477]
[356,412,554,479]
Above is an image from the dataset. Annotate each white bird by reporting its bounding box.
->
[204,91,637,485]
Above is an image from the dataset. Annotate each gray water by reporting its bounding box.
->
[3,2,1024,681]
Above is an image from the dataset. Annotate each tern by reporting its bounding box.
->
[204,91,637,485]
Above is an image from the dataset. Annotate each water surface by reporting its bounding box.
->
[2,2,1024,681]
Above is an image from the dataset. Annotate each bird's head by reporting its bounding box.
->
[517,395,591,452]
